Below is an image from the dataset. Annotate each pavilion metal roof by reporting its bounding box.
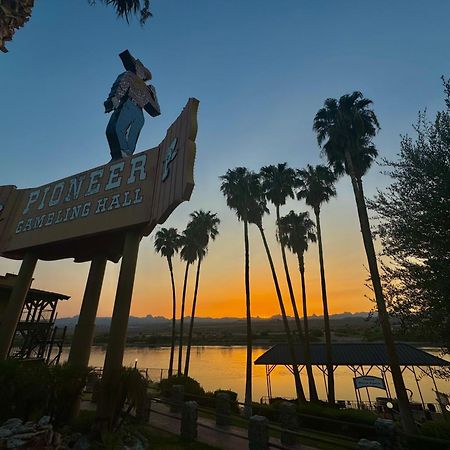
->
[0,274,70,301]
[254,343,450,367]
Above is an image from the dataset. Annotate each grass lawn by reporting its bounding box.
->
[138,425,220,449]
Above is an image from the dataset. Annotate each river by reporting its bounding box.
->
[61,346,449,405]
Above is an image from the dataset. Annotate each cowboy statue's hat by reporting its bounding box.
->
[119,49,152,80]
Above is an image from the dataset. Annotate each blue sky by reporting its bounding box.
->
[1,0,449,318]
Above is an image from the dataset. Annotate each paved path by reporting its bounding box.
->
[148,401,319,450]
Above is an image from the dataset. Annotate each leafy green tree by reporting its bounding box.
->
[297,164,337,404]
[247,172,307,405]
[1,1,152,53]
[260,163,318,401]
[184,210,220,378]
[313,91,416,433]
[278,210,318,399]
[370,81,450,352]
[154,227,182,377]
[177,227,199,376]
[220,167,260,416]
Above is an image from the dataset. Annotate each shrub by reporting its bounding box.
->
[0,360,90,425]
[159,375,205,399]
[420,420,450,440]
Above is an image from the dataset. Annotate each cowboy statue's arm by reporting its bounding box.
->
[144,84,161,117]
[104,72,132,113]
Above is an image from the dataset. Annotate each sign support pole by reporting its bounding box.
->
[68,255,108,368]
[96,229,141,429]
[0,252,38,360]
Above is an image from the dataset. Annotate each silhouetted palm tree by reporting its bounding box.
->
[184,210,220,378]
[297,164,337,404]
[220,167,259,417]
[154,227,182,377]
[177,227,198,376]
[278,211,317,398]
[93,0,152,24]
[313,91,416,433]
[248,175,307,404]
[260,163,318,401]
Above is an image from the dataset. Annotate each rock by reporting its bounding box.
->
[1,419,22,430]
[73,435,91,450]
[0,427,13,438]
[53,431,62,446]
[357,439,383,450]
[65,432,81,446]
[38,416,51,427]
[6,437,26,449]
[12,424,36,434]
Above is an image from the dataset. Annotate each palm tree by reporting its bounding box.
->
[1,0,152,53]
[154,227,182,377]
[278,211,318,397]
[313,91,417,433]
[260,163,318,401]
[297,164,337,404]
[220,167,259,417]
[184,210,220,378]
[247,174,307,405]
[97,0,152,24]
[177,227,198,376]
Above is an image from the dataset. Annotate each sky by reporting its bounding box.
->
[1,0,450,319]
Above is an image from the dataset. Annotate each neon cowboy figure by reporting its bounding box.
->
[104,50,161,160]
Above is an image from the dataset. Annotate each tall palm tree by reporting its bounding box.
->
[313,91,416,433]
[260,163,318,401]
[154,227,182,377]
[297,164,337,404]
[278,211,318,397]
[248,174,307,405]
[220,167,259,417]
[1,0,152,53]
[177,227,198,376]
[184,210,220,378]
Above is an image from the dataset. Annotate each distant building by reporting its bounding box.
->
[0,273,70,364]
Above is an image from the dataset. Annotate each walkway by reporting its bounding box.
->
[148,401,319,450]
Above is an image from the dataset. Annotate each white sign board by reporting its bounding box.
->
[353,376,386,390]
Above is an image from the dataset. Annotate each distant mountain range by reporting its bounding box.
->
[56,311,371,330]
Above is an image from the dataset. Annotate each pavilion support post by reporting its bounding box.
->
[351,367,360,408]
[411,367,425,412]
[321,366,328,399]
[96,230,141,431]
[361,367,373,409]
[0,252,38,360]
[68,255,108,368]
[428,366,442,412]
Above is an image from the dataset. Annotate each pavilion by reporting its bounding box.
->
[254,342,450,412]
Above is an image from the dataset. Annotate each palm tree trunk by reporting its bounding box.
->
[167,257,177,378]
[243,220,253,417]
[257,224,307,404]
[276,206,318,402]
[314,209,335,405]
[297,254,318,402]
[184,258,202,378]
[177,262,190,376]
[345,150,417,434]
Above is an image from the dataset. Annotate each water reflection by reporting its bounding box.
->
[60,346,448,404]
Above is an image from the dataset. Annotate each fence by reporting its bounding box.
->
[143,386,450,450]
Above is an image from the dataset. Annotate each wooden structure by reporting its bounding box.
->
[255,342,450,413]
[0,273,69,364]
[0,97,199,428]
